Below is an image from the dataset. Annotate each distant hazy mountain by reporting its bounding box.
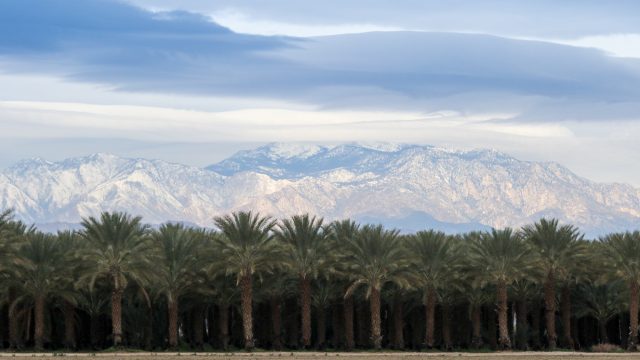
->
[1,143,639,237]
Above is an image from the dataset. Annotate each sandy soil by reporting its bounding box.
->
[1,352,640,359]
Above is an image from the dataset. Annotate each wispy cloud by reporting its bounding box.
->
[2,99,640,186]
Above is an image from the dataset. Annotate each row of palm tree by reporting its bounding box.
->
[0,209,639,352]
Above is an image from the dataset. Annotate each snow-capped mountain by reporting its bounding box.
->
[1,143,639,237]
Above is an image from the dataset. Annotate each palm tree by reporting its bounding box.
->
[0,209,14,240]
[464,282,492,348]
[276,214,330,348]
[152,223,208,348]
[312,278,336,349]
[56,230,82,349]
[80,212,156,347]
[386,284,408,350]
[254,272,296,350]
[461,231,492,349]
[10,232,75,350]
[408,230,461,348]
[213,211,279,350]
[195,271,239,351]
[329,219,360,351]
[0,209,17,345]
[76,287,110,349]
[522,218,585,349]
[600,231,640,350]
[1,216,36,349]
[341,224,410,350]
[575,281,625,344]
[437,286,461,350]
[468,228,534,349]
[510,279,539,350]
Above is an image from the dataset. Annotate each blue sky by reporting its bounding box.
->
[1,0,640,184]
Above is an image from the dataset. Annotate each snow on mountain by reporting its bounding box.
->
[1,143,639,237]
[207,142,419,178]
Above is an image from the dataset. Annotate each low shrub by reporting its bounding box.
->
[591,343,622,352]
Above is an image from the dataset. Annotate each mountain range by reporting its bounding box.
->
[1,143,639,237]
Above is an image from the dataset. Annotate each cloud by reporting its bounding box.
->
[0,0,282,51]
[1,0,640,188]
[1,0,640,123]
[0,100,565,143]
[207,9,404,37]
[3,99,640,187]
[0,0,293,90]
[127,0,640,39]
[549,34,640,59]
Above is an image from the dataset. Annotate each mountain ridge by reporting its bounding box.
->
[1,143,639,237]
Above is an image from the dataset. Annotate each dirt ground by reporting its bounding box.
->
[1,352,640,359]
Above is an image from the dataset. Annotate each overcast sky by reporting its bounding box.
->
[1,0,640,185]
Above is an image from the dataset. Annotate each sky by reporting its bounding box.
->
[1,0,640,185]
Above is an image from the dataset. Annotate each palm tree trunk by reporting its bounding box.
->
[599,319,609,344]
[412,306,423,350]
[571,316,580,350]
[8,288,21,349]
[497,281,511,349]
[270,297,282,350]
[26,307,32,344]
[219,304,230,350]
[488,305,497,350]
[286,299,300,349]
[425,286,436,349]
[628,280,638,351]
[370,287,382,350]
[63,300,76,349]
[34,295,45,351]
[145,302,153,350]
[111,288,124,347]
[300,276,312,348]
[392,296,404,350]
[544,271,557,350]
[0,305,5,349]
[442,302,452,350]
[471,304,483,348]
[90,314,100,349]
[356,301,368,347]
[515,299,528,350]
[316,307,326,349]
[561,285,574,349]
[531,300,542,350]
[168,298,179,349]
[207,307,216,346]
[344,293,355,350]
[240,274,255,350]
[193,305,205,349]
[332,303,344,349]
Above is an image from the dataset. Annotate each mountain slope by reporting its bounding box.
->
[1,143,639,237]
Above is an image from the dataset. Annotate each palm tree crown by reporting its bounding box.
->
[213,211,278,279]
[341,224,410,350]
[80,212,155,347]
[11,232,76,349]
[408,230,462,348]
[153,223,208,348]
[468,228,534,349]
[601,231,640,350]
[522,218,585,349]
[276,214,330,348]
[213,211,278,350]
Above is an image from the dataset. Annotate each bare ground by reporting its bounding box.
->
[1,352,640,359]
